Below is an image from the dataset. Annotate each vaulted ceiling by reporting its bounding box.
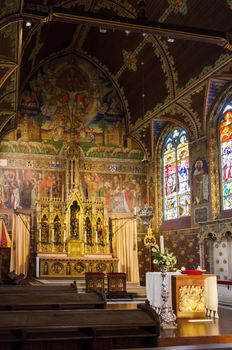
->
[0,0,231,158]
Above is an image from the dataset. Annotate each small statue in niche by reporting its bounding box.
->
[85,217,93,245]
[96,217,104,245]
[53,215,62,243]
[41,214,49,243]
[70,201,80,239]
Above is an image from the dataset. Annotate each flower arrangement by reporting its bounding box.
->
[152,244,177,271]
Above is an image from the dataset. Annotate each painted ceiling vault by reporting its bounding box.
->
[0,0,231,158]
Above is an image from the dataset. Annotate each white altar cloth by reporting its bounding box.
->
[146,272,218,318]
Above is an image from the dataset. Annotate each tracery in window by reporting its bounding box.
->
[163,128,190,220]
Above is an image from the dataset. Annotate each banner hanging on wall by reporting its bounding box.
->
[0,219,11,248]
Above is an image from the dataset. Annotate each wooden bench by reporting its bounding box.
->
[0,303,160,350]
[0,290,106,310]
[0,284,78,294]
[0,283,78,294]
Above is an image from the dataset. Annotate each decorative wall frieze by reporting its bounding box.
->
[0,154,66,170]
[80,158,146,174]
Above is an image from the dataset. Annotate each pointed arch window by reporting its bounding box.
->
[163,128,190,220]
[219,105,232,210]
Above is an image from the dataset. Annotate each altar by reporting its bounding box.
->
[146,272,218,318]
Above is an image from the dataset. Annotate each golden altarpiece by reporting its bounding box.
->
[35,146,118,278]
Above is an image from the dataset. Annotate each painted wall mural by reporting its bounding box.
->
[0,168,64,209]
[192,158,209,205]
[81,172,147,213]
[0,54,146,214]
[17,53,143,159]
[20,54,123,142]
[0,165,146,213]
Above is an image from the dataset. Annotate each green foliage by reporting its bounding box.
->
[152,244,177,271]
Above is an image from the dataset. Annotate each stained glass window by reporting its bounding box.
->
[219,106,232,210]
[163,128,190,220]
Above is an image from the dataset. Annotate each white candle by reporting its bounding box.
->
[160,235,164,253]
[134,207,137,216]
[36,257,40,278]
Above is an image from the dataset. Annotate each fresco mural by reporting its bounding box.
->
[0,168,64,209]
[191,159,209,205]
[19,54,129,152]
[0,54,146,215]
[81,173,147,213]
[0,164,147,213]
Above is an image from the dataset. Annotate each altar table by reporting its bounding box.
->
[146,272,218,318]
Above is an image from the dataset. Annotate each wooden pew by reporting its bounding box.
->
[0,283,78,294]
[0,303,160,350]
[0,290,106,310]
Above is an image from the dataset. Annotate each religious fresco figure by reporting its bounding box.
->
[81,173,147,214]
[192,159,209,205]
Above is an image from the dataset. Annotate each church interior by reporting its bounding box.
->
[0,0,232,349]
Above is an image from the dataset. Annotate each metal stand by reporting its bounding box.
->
[159,265,177,329]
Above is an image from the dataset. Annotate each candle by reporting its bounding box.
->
[61,185,64,201]
[96,230,98,243]
[36,257,40,278]
[134,207,137,216]
[160,235,164,253]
